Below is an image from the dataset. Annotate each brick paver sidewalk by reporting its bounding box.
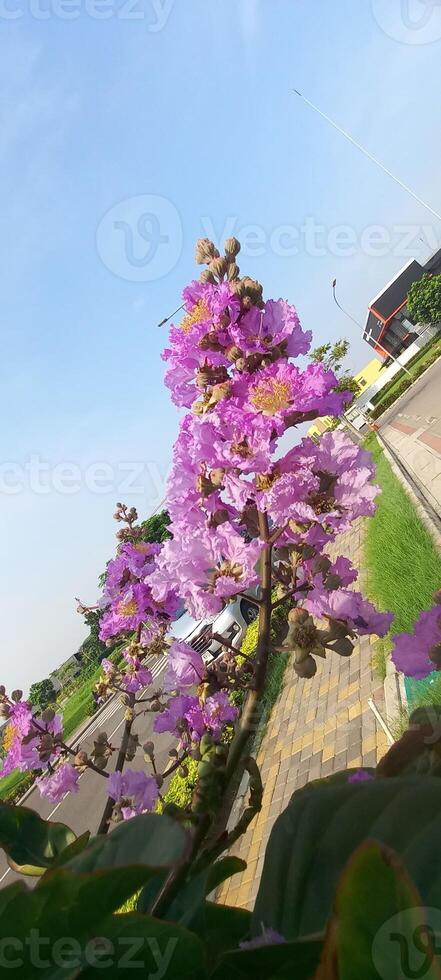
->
[217,520,389,910]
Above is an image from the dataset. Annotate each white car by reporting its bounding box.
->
[170,595,259,664]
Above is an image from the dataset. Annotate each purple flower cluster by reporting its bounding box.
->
[392,603,441,679]
[99,541,178,643]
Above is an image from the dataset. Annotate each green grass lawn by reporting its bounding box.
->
[371,336,441,418]
[364,433,441,706]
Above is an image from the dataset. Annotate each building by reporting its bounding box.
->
[307,358,383,440]
[363,249,441,358]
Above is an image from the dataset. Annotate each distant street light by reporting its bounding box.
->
[331,279,411,377]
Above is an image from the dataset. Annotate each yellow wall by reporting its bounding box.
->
[307,358,382,438]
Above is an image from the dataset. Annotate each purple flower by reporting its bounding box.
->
[107,769,159,819]
[306,588,393,638]
[392,606,441,679]
[121,662,153,694]
[348,769,374,784]
[164,641,205,692]
[37,764,80,803]
[240,926,286,949]
[203,692,238,739]
[153,695,198,736]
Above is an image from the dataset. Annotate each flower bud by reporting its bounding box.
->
[199,269,216,283]
[209,256,228,280]
[227,262,240,281]
[294,656,317,679]
[96,732,108,744]
[41,708,55,723]
[0,686,6,697]
[194,238,219,265]
[143,741,155,757]
[75,751,89,767]
[208,381,232,406]
[429,643,441,668]
[224,237,241,258]
[288,607,309,625]
[313,556,332,575]
[11,690,23,703]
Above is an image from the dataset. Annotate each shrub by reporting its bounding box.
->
[407,273,441,325]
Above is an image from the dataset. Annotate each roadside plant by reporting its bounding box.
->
[407,272,441,326]
[1,240,440,977]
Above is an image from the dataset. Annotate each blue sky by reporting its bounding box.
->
[1,0,441,692]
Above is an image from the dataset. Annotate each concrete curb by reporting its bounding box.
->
[375,433,441,725]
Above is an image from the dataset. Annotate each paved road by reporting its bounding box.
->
[0,653,171,889]
[378,357,441,436]
[378,357,441,517]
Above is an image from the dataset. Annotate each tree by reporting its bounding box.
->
[310,338,350,373]
[140,509,171,543]
[28,678,56,711]
[310,338,360,410]
[407,273,441,325]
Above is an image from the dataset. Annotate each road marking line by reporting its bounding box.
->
[0,659,168,886]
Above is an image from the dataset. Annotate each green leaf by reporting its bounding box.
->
[201,903,251,960]
[0,802,76,876]
[252,775,441,941]
[212,939,322,980]
[136,853,245,926]
[47,831,91,870]
[63,812,190,874]
[205,857,247,895]
[77,911,206,979]
[320,841,441,980]
[0,865,169,979]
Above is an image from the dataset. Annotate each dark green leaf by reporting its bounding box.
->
[212,939,322,980]
[63,812,190,874]
[47,831,91,870]
[0,802,76,876]
[0,865,166,979]
[253,775,441,941]
[320,841,441,980]
[78,911,206,980]
[205,857,246,895]
[201,902,251,960]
